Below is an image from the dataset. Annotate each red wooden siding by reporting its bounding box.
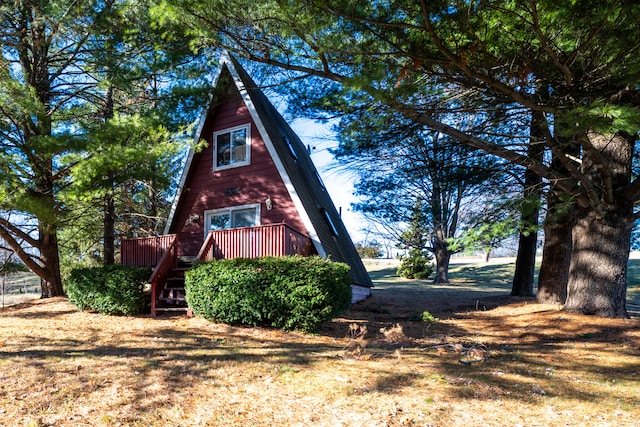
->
[169,78,309,257]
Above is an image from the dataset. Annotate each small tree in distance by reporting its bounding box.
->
[396,201,434,280]
[355,241,384,259]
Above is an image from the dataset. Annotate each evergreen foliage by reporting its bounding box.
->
[0,1,209,295]
[396,249,434,280]
[157,0,640,316]
[0,261,29,274]
[185,256,352,332]
[396,202,434,280]
[67,265,151,315]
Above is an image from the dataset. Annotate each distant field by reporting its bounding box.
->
[366,256,640,316]
[0,272,41,307]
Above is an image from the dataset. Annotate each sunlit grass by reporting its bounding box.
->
[367,256,640,317]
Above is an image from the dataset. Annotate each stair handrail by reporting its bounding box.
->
[149,235,178,316]
[197,230,217,261]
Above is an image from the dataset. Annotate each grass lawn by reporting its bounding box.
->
[0,258,638,426]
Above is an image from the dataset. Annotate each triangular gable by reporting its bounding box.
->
[165,53,372,290]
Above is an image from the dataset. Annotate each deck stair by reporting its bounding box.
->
[154,257,195,314]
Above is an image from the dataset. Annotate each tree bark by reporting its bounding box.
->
[103,85,116,265]
[433,242,451,285]
[536,190,571,304]
[512,111,544,296]
[565,204,631,317]
[103,192,115,265]
[511,230,538,296]
[563,131,634,318]
[39,226,64,298]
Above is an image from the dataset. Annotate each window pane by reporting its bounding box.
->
[321,208,339,236]
[209,213,231,230]
[231,128,247,163]
[232,208,257,228]
[216,133,231,167]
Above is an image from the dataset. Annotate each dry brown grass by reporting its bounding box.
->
[1,260,639,427]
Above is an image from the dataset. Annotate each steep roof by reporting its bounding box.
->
[165,53,372,289]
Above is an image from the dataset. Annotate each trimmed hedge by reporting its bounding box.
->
[66,265,151,315]
[185,256,352,332]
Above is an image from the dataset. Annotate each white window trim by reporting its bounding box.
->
[204,203,261,238]
[213,124,251,171]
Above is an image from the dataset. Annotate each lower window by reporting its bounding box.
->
[204,204,260,236]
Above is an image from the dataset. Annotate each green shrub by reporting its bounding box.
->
[412,310,439,323]
[66,265,151,315]
[396,248,434,280]
[355,241,384,258]
[185,256,352,332]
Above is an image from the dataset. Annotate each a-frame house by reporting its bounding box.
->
[121,53,372,315]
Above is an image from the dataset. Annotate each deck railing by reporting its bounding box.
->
[197,224,314,261]
[121,234,177,267]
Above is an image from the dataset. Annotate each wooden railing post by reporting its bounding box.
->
[197,231,217,262]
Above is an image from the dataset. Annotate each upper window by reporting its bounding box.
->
[321,208,340,237]
[214,124,250,170]
[204,204,260,237]
[284,136,298,160]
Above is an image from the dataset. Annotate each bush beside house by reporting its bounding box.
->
[67,265,151,315]
[185,256,352,332]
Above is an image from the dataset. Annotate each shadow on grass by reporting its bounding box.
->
[434,309,640,407]
[348,259,640,408]
[1,286,638,425]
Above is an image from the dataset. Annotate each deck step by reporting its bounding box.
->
[154,307,189,313]
[153,259,196,316]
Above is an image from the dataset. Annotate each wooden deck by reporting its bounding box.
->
[120,224,315,315]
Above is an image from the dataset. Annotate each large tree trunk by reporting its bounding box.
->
[39,227,64,298]
[512,111,544,296]
[103,192,115,265]
[564,204,631,317]
[511,123,543,295]
[103,85,116,265]
[433,243,451,285]
[537,136,576,304]
[536,192,572,304]
[512,230,538,296]
[564,131,634,318]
